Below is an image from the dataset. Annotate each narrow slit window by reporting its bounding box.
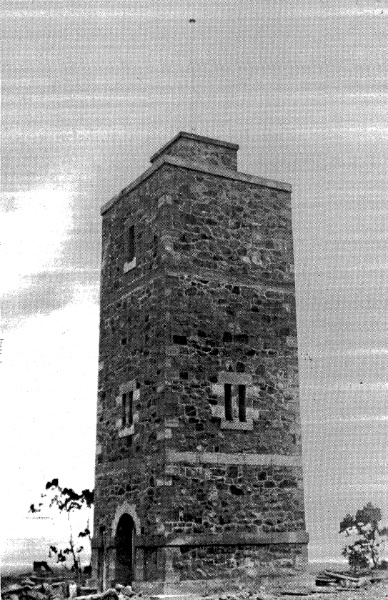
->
[152,234,158,258]
[122,393,127,427]
[238,385,246,422]
[127,390,133,426]
[224,384,233,421]
[122,391,133,427]
[127,225,135,262]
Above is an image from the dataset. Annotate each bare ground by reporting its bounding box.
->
[279,580,388,599]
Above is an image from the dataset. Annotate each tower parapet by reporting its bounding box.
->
[150,131,239,170]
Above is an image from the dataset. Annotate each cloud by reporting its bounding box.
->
[303,382,388,392]
[289,3,388,18]
[1,170,101,327]
[282,125,388,138]
[346,483,388,491]
[2,270,99,325]
[1,174,75,296]
[305,414,388,425]
[333,8,388,17]
[3,7,205,19]
[346,348,388,355]
[5,129,133,139]
[0,286,99,539]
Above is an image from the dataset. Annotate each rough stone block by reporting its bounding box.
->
[218,372,253,385]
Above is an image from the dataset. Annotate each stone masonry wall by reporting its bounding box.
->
[145,165,306,580]
[172,543,306,580]
[93,136,307,588]
[165,169,294,284]
[95,165,176,542]
[158,463,305,537]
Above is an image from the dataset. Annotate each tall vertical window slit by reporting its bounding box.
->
[238,385,246,422]
[127,225,135,262]
[224,384,232,421]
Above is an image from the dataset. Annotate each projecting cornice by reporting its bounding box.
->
[101,155,292,215]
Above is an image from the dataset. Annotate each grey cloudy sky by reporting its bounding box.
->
[1,0,387,567]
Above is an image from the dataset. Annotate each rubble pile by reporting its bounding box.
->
[77,584,142,600]
[1,578,70,600]
[1,580,142,600]
[276,569,388,598]
[315,570,372,589]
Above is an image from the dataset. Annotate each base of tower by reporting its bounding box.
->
[92,532,310,595]
[134,570,315,598]
[133,543,312,598]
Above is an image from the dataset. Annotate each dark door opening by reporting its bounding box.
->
[115,514,135,585]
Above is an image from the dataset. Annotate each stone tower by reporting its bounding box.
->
[92,132,308,593]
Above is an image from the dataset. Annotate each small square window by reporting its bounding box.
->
[215,373,253,431]
[222,383,248,425]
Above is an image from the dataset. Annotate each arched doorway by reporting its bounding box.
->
[115,514,135,585]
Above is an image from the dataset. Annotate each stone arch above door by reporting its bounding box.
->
[111,501,141,537]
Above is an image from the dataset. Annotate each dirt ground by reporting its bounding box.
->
[279,580,388,599]
[230,580,388,600]
[200,571,388,600]
[207,580,388,599]
[2,569,387,600]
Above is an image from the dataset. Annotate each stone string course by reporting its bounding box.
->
[92,133,308,591]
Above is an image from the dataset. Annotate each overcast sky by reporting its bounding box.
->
[1,0,387,569]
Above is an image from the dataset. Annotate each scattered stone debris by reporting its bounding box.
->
[76,583,143,600]
[201,574,388,599]
[2,574,387,600]
[115,584,140,599]
[320,570,371,589]
[280,568,388,598]
[1,580,147,600]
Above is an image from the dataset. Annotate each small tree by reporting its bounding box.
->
[30,479,94,578]
[339,502,388,571]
